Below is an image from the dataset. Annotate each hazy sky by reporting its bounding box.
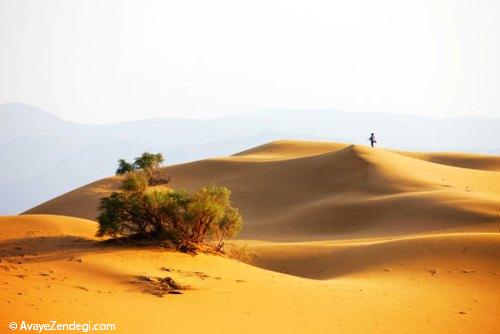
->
[1,0,499,123]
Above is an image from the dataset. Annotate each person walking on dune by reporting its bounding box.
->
[368,133,377,147]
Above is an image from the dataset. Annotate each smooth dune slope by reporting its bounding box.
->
[26,140,500,239]
[247,233,500,279]
[1,215,499,333]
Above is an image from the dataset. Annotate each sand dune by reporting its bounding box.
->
[9,140,500,332]
[26,140,500,238]
[247,233,500,279]
[1,215,499,333]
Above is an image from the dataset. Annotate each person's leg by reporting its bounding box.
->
[371,141,374,147]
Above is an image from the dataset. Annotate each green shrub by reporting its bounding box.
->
[97,191,152,238]
[134,152,164,172]
[121,171,149,192]
[114,152,164,175]
[97,180,243,249]
[214,206,243,250]
[115,152,171,186]
[116,159,135,175]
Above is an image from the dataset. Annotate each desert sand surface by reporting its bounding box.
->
[26,140,500,238]
[5,140,500,333]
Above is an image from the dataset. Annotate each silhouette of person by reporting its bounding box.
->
[368,133,377,147]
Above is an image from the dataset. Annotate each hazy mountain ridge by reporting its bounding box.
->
[1,102,499,214]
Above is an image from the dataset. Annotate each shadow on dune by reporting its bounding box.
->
[0,236,133,263]
[248,233,500,279]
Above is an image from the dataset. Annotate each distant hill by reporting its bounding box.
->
[1,102,499,214]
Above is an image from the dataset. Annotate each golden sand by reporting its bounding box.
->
[3,140,498,333]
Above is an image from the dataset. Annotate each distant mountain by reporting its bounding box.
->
[0,103,83,142]
[1,102,499,214]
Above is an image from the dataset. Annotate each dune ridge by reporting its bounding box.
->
[25,140,500,239]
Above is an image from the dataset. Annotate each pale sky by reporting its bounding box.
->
[1,0,499,123]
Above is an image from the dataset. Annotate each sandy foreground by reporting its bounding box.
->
[2,140,499,333]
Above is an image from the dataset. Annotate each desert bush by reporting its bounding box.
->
[98,172,167,238]
[223,243,255,262]
[121,171,149,192]
[97,191,152,238]
[115,152,164,175]
[134,152,164,172]
[186,185,230,243]
[148,169,172,186]
[115,152,171,186]
[97,179,243,249]
[116,159,135,175]
[213,207,243,250]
